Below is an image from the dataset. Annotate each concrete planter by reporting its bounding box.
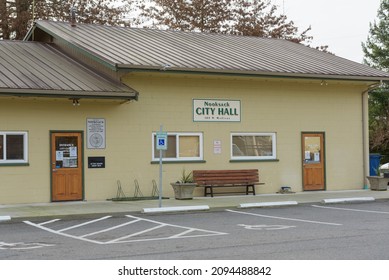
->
[366,176,389,191]
[171,183,197,200]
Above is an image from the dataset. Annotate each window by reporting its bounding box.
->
[231,133,276,160]
[0,132,28,164]
[152,132,203,161]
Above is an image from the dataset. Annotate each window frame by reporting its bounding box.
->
[230,132,277,161]
[0,131,28,164]
[152,132,203,162]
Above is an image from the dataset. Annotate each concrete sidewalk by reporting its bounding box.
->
[1,189,389,220]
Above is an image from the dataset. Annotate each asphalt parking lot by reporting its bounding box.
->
[1,200,389,259]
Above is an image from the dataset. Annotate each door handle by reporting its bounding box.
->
[52,169,57,172]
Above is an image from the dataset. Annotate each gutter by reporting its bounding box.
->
[362,82,383,189]
[117,65,389,83]
[0,89,139,101]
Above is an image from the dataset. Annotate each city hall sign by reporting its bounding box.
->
[193,99,241,122]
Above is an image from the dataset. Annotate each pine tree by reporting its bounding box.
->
[0,0,132,40]
[137,0,233,33]
[231,0,311,43]
[363,0,389,70]
[362,0,389,158]
[137,0,315,45]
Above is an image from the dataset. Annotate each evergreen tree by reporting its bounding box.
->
[0,0,132,40]
[363,0,389,71]
[137,0,232,33]
[362,0,389,158]
[137,0,318,46]
[231,0,312,43]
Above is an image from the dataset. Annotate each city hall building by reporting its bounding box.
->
[1,20,388,204]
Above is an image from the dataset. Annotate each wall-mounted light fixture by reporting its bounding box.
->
[320,80,328,86]
[72,98,80,106]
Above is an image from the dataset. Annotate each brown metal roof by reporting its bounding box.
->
[0,40,138,100]
[28,20,389,81]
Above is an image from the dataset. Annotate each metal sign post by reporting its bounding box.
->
[156,125,167,208]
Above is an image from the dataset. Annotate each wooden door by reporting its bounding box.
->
[51,132,83,201]
[302,132,325,191]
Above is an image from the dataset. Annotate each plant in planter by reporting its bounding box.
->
[170,169,197,200]
[366,168,389,191]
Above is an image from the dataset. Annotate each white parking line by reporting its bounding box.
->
[226,209,342,226]
[170,229,195,238]
[0,241,54,250]
[80,219,140,238]
[24,214,227,245]
[57,216,111,232]
[312,204,389,214]
[38,219,61,226]
[106,224,166,243]
[24,220,105,244]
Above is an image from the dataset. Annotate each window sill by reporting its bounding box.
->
[0,163,30,167]
[151,160,206,164]
[230,159,279,163]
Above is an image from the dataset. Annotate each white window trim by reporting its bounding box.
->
[0,131,28,164]
[231,132,277,160]
[152,132,203,161]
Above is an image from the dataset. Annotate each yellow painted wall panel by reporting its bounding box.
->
[0,74,369,204]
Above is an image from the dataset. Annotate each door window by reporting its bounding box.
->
[304,136,321,163]
[55,136,78,168]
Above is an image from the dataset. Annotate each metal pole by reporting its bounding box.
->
[32,0,35,40]
[158,125,163,208]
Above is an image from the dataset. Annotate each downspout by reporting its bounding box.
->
[362,82,382,189]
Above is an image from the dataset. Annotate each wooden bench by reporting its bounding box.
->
[192,169,264,197]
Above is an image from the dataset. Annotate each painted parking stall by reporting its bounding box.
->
[2,202,389,279]
[24,214,227,245]
[1,201,389,258]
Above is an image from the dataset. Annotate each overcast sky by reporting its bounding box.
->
[273,0,381,63]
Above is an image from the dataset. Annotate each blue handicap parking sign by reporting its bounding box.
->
[156,132,168,150]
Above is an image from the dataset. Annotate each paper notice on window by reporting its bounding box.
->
[314,152,320,162]
[305,151,311,160]
[56,151,63,161]
[69,147,77,157]
[63,157,78,168]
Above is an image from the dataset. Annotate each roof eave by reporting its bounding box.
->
[116,64,389,83]
[0,89,139,101]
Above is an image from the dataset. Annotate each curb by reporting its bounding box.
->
[142,205,210,214]
[0,216,11,222]
[322,197,375,204]
[238,201,298,208]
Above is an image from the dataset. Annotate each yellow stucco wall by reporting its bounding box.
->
[0,73,370,204]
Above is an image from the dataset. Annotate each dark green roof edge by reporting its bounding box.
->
[119,67,387,83]
[0,89,138,101]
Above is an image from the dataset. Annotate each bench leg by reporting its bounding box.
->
[204,186,214,197]
[246,185,255,195]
